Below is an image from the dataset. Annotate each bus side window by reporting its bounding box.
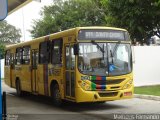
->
[39,41,50,64]
[23,46,30,64]
[10,53,15,68]
[16,48,23,65]
[5,50,10,66]
[51,39,63,65]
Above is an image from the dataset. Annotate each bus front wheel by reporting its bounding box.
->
[52,84,62,106]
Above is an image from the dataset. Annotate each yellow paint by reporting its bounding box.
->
[4,27,133,103]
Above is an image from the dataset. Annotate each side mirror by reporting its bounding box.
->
[0,0,8,20]
[73,44,79,55]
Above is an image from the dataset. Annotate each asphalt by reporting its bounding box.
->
[134,94,160,101]
[2,80,160,120]
[2,80,160,101]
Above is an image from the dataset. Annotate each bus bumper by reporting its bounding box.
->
[75,86,134,103]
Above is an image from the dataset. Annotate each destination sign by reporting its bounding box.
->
[78,29,129,41]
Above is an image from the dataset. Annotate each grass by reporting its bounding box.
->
[135,85,160,96]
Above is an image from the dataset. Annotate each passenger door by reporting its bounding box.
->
[31,50,39,93]
[10,53,14,87]
[65,44,76,99]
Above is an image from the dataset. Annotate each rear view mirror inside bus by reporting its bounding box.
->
[74,44,79,55]
[0,0,8,20]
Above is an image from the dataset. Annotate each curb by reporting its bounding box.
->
[134,94,160,101]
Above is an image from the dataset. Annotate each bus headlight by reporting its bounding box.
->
[123,80,133,89]
[80,81,91,90]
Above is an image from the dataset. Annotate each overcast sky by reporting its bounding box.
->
[5,0,53,42]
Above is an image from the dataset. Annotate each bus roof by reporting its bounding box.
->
[6,26,128,50]
[76,26,127,31]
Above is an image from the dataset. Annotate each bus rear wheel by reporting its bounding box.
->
[97,101,106,104]
[15,80,23,97]
[51,84,62,106]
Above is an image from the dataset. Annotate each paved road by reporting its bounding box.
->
[2,81,160,120]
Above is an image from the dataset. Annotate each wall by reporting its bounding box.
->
[133,46,160,86]
[0,59,4,78]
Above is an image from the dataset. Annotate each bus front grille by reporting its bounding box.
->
[98,92,118,97]
[91,78,125,85]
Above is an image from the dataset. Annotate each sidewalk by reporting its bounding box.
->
[134,94,160,101]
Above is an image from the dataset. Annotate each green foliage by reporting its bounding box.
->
[102,0,160,41]
[0,20,21,44]
[0,20,21,58]
[0,44,5,59]
[30,0,160,43]
[30,0,106,38]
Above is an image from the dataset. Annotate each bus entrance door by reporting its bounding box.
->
[31,50,38,93]
[65,44,76,99]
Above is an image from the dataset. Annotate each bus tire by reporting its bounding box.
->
[97,101,106,104]
[51,84,62,106]
[15,80,23,97]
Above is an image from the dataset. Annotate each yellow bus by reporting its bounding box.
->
[4,27,133,106]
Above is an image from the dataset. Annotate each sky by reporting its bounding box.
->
[5,0,53,42]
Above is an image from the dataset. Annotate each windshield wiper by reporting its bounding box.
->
[91,40,105,53]
[110,50,114,64]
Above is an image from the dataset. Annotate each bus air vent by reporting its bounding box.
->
[98,92,118,97]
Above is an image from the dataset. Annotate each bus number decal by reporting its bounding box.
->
[48,68,61,76]
[15,66,22,71]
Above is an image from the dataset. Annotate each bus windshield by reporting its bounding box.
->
[78,43,132,76]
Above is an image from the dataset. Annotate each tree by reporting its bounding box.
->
[0,44,5,58]
[101,0,160,42]
[0,20,21,44]
[0,20,21,58]
[30,0,106,38]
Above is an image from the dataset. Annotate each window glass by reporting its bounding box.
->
[71,46,75,70]
[39,41,50,64]
[66,46,70,69]
[79,44,98,54]
[32,51,38,68]
[78,43,132,76]
[10,54,14,65]
[5,50,10,66]
[16,48,23,65]
[52,39,63,64]
[23,46,30,64]
[107,43,132,76]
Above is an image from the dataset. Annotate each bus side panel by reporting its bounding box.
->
[11,68,16,88]
[15,65,28,92]
[48,66,64,99]
[4,66,11,86]
[37,64,45,95]
[20,65,32,92]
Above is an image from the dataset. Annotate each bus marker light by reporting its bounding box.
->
[124,92,132,96]
[78,81,82,83]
